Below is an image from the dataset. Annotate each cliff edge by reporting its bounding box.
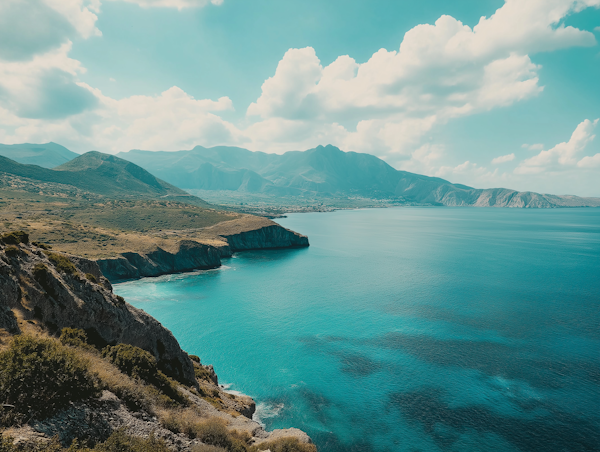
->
[96,216,309,281]
[0,232,315,451]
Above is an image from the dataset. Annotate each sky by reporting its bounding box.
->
[0,0,599,196]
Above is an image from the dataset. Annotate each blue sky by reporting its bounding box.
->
[0,0,599,196]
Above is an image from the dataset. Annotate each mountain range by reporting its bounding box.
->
[117,145,600,208]
[1,142,599,208]
[0,151,211,207]
[0,142,78,168]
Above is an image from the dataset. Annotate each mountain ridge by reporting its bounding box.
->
[117,144,600,208]
[0,151,212,207]
[0,142,79,168]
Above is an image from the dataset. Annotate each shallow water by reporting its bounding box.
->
[114,207,600,452]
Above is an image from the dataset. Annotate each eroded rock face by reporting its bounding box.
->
[221,224,309,251]
[96,240,222,281]
[0,242,196,385]
[95,220,309,282]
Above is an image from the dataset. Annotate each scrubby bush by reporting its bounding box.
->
[160,415,248,452]
[249,438,317,452]
[59,327,90,349]
[32,241,52,250]
[85,273,97,283]
[189,354,201,363]
[1,231,28,245]
[193,418,234,449]
[102,344,157,382]
[45,252,78,275]
[193,361,216,383]
[4,245,19,257]
[0,335,100,425]
[102,344,185,405]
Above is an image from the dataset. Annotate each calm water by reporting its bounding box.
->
[114,208,600,452]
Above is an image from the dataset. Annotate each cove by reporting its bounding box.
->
[114,207,600,452]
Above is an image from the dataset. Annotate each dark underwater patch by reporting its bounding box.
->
[389,388,600,452]
[331,350,383,377]
[372,332,600,389]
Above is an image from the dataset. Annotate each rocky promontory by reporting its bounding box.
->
[96,216,309,281]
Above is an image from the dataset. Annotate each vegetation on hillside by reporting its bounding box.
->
[0,336,100,426]
[0,326,315,452]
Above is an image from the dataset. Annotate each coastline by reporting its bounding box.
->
[95,217,309,282]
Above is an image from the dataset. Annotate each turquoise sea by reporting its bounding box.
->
[114,207,600,452]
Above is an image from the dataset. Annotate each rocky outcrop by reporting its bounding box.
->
[222,224,309,251]
[0,241,196,385]
[96,240,221,281]
[96,218,309,281]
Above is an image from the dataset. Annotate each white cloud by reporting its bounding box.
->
[577,153,600,167]
[522,143,544,150]
[246,0,599,155]
[42,0,101,39]
[515,118,599,174]
[107,0,223,9]
[492,153,516,164]
[0,86,241,153]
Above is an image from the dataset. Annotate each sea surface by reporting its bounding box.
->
[114,207,600,452]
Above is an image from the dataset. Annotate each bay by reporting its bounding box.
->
[114,207,600,452]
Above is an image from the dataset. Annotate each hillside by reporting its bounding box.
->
[0,151,211,206]
[0,232,314,451]
[0,153,309,279]
[117,145,600,208]
[0,142,78,168]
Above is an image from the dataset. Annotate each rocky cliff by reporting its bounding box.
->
[96,240,222,281]
[0,236,196,385]
[96,217,309,281]
[0,232,315,451]
[219,224,309,251]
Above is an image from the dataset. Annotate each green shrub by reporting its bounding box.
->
[102,344,157,382]
[1,231,28,245]
[4,245,19,257]
[194,419,234,449]
[0,335,100,425]
[249,438,317,452]
[32,241,52,250]
[85,273,97,283]
[193,362,216,383]
[102,344,186,405]
[45,252,78,275]
[189,354,201,363]
[59,328,90,349]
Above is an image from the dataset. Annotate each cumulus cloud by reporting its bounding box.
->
[0,86,241,154]
[0,42,97,120]
[492,153,516,164]
[247,0,599,155]
[515,118,599,174]
[577,153,600,167]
